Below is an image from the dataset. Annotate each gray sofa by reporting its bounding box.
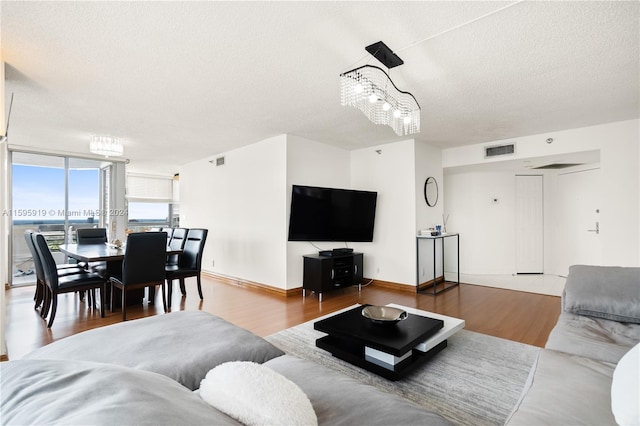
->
[506,265,640,425]
[4,265,638,425]
[1,310,451,425]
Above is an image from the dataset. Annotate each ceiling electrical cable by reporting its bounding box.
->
[393,0,524,54]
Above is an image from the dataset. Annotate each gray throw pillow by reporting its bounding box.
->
[563,265,640,324]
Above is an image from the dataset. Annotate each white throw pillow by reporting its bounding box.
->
[611,343,640,426]
[199,361,318,426]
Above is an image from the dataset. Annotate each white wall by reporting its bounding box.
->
[285,135,350,289]
[180,135,288,288]
[180,134,445,291]
[351,139,417,286]
[444,171,517,274]
[443,120,640,274]
[415,141,444,232]
[415,141,446,283]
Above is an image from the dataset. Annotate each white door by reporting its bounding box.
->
[515,175,544,273]
[556,168,602,274]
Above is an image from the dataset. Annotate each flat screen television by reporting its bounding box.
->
[288,185,377,242]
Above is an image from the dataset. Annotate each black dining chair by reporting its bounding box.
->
[76,227,108,244]
[161,227,174,241]
[33,232,106,328]
[110,232,168,321]
[166,227,187,268]
[165,228,207,308]
[76,227,108,277]
[24,230,85,313]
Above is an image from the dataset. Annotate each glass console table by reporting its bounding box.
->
[416,233,460,295]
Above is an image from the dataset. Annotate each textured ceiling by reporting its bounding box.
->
[2,1,638,174]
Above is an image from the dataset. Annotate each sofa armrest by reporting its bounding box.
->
[563,265,640,324]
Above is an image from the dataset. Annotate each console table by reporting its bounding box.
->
[416,233,460,295]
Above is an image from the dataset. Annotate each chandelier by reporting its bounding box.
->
[340,41,420,136]
[90,136,124,157]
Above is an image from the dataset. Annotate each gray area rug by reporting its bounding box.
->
[266,317,539,426]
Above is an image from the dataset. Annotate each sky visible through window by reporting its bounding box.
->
[11,164,168,223]
[11,165,98,222]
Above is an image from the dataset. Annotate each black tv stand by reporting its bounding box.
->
[303,252,363,302]
[319,248,354,257]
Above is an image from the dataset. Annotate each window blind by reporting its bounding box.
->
[126,174,173,202]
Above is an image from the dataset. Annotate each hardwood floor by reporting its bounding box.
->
[4,276,561,360]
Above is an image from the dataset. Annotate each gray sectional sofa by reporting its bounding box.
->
[2,264,638,425]
[506,265,640,425]
[1,310,451,425]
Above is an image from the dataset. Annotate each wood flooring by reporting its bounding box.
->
[3,276,561,360]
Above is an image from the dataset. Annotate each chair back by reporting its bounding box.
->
[24,230,45,284]
[33,233,60,290]
[169,228,188,250]
[179,229,208,270]
[161,227,174,240]
[167,228,187,266]
[121,232,167,285]
[77,228,108,244]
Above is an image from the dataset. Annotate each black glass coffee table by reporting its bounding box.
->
[314,304,446,380]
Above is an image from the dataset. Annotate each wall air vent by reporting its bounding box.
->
[485,143,515,158]
[208,156,225,166]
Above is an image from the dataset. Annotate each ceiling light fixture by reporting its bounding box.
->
[89,136,124,157]
[340,41,420,136]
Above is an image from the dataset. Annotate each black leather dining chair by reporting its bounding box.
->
[76,227,108,244]
[110,232,168,321]
[161,227,174,241]
[166,227,187,268]
[33,232,106,328]
[165,228,207,308]
[76,227,108,277]
[24,230,84,313]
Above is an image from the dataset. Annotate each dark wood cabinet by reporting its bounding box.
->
[302,252,363,301]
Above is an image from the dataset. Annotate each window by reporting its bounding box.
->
[127,202,171,231]
[10,152,117,286]
[126,173,175,232]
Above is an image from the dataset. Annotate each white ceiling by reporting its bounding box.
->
[2,1,638,175]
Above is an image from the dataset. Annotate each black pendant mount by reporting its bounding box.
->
[365,41,404,69]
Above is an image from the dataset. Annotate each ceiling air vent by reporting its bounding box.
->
[485,143,515,158]
[532,163,583,170]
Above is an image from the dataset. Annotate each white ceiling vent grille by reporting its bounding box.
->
[485,143,515,158]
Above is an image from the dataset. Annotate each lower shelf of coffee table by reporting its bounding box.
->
[316,335,447,381]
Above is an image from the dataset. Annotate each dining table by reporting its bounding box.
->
[58,243,181,308]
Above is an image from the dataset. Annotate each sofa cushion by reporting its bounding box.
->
[611,343,640,426]
[563,265,640,323]
[263,355,453,426]
[200,361,317,426]
[25,311,284,390]
[0,359,240,425]
[545,312,640,363]
[505,349,616,426]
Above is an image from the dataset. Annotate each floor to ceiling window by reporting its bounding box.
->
[10,152,115,286]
